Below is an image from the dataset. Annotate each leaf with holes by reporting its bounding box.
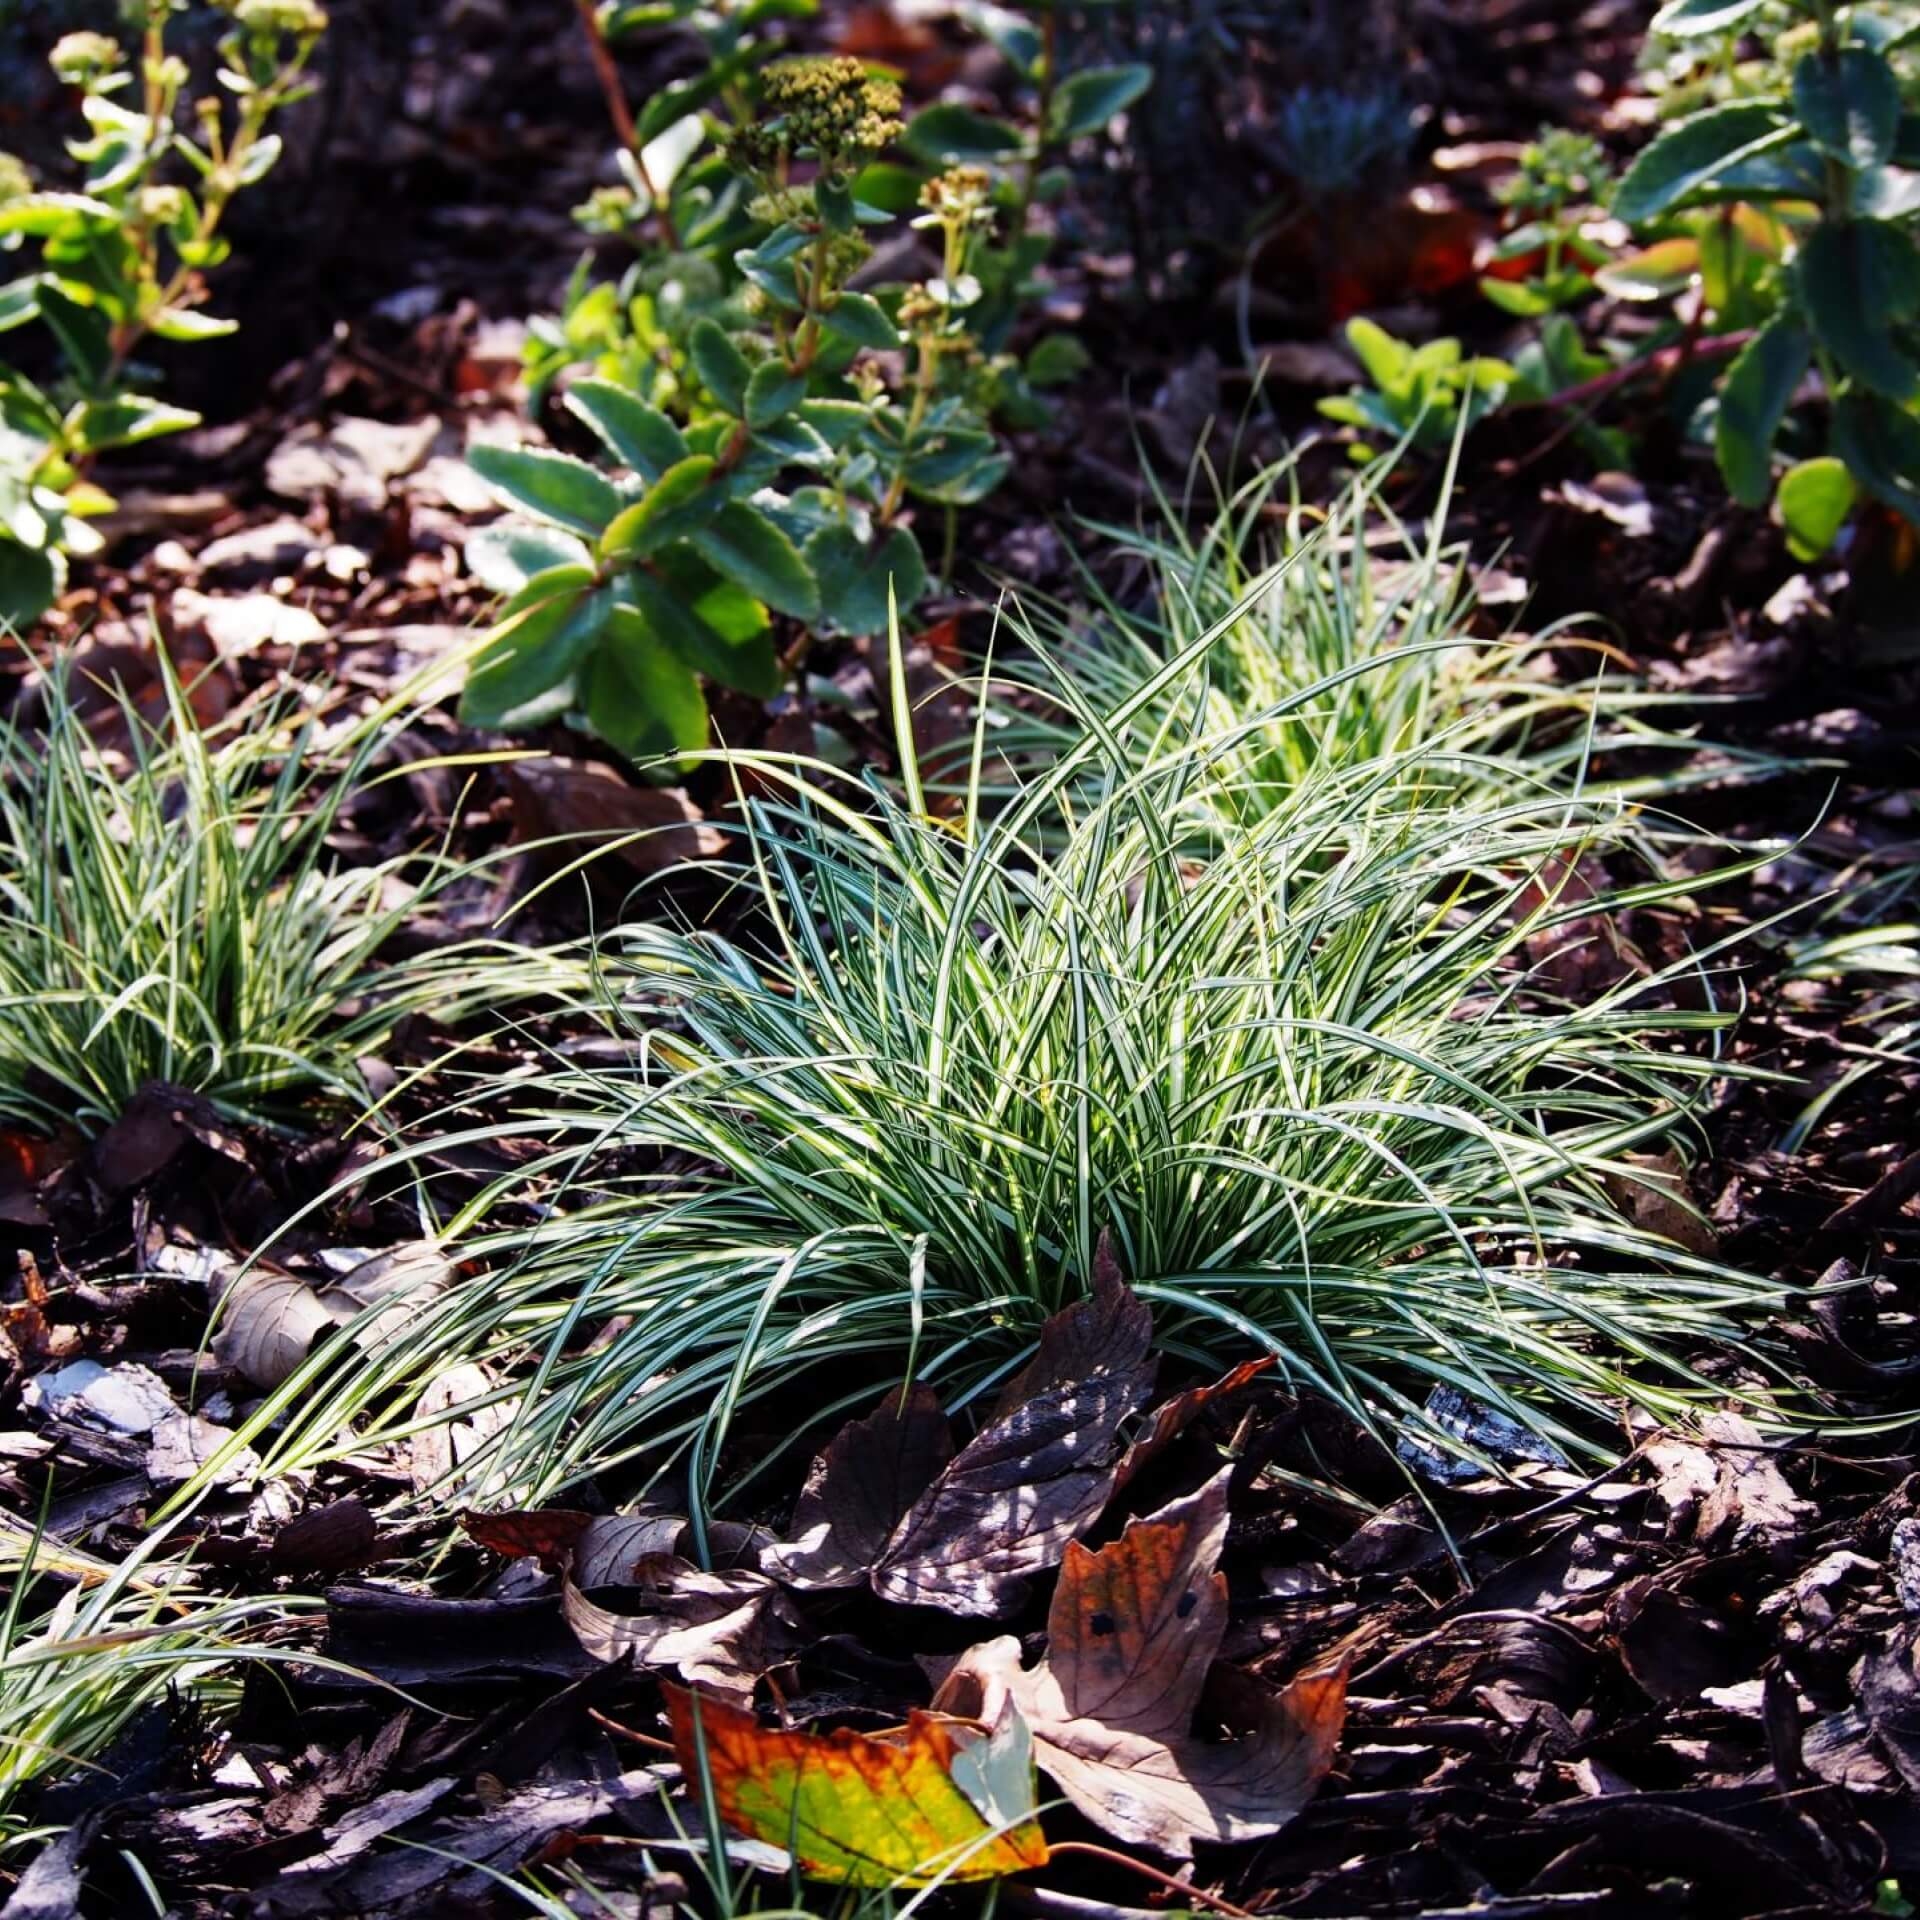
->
[933,1471,1348,1860]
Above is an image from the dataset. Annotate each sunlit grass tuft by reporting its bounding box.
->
[0,653,576,1137]
[215,565,1798,1512]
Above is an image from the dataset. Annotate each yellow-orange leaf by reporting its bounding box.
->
[665,1684,1049,1886]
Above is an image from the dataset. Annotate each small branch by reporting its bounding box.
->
[572,0,681,247]
[1512,328,1753,415]
[1046,1842,1259,1920]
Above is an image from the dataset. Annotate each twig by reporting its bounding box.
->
[589,1707,677,1754]
[571,0,680,248]
[1511,329,1753,415]
[1046,1842,1259,1920]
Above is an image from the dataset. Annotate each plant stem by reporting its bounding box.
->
[1046,1842,1259,1920]
[571,0,680,249]
[1013,6,1058,239]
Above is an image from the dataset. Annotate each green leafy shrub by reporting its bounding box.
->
[1480,127,1615,317]
[1530,0,1920,550]
[1317,317,1515,453]
[466,9,1147,766]
[0,658,566,1136]
[0,0,325,628]
[227,601,1790,1506]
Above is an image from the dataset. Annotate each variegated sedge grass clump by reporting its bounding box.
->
[975,449,1761,829]
[0,1518,327,1857]
[0,655,578,1138]
[211,572,1796,1516]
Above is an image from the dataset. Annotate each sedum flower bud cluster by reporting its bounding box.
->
[50,31,124,85]
[727,56,903,179]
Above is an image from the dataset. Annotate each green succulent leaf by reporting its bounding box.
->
[0,192,117,237]
[691,501,819,621]
[146,306,239,341]
[804,524,927,637]
[690,317,754,415]
[468,444,626,538]
[1650,0,1767,32]
[818,290,899,351]
[466,523,594,596]
[1613,103,1796,223]
[902,103,1024,166]
[744,361,807,429]
[599,455,721,560]
[460,576,614,728]
[67,394,201,453]
[799,399,873,449]
[1775,455,1856,558]
[1713,315,1811,507]
[584,604,711,764]
[1025,333,1091,387]
[1792,47,1900,171]
[1049,64,1153,143]
[0,541,62,631]
[565,380,689,482]
[625,569,782,699]
[1796,218,1920,399]
[1832,391,1920,524]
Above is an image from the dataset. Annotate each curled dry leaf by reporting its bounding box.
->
[1113,1355,1275,1493]
[464,1508,770,1585]
[933,1470,1347,1860]
[562,1559,802,1699]
[1605,1148,1718,1257]
[790,1238,1154,1618]
[214,1245,455,1390]
[409,1361,514,1498]
[664,1684,1048,1886]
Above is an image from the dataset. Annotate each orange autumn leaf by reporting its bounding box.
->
[665,1684,1049,1886]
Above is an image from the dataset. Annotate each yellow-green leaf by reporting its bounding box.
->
[666,1685,1048,1886]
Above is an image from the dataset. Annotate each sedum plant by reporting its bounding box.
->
[1480,127,1615,318]
[0,0,325,628]
[464,60,1001,761]
[1317,318,1515,455]
[468,7,1146,766]
[222,595,1791,1508]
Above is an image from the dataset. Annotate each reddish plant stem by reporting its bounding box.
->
[1514,327,1753,414]
[1046,1841,1260,1919]
[572,0,680,248]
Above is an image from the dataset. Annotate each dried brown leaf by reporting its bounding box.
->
[870,1245,1155,1616]
[764,1384,954,1589]
[934,1471,1346,1858]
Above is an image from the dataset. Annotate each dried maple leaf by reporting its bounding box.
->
[764,1384,954,1590]
[460,1508,594,1573]
[869,1239,1156,1616]
[665,1685,1048,1886]
[933,1470,1347,1859]
[1113,1355,1275,1492]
